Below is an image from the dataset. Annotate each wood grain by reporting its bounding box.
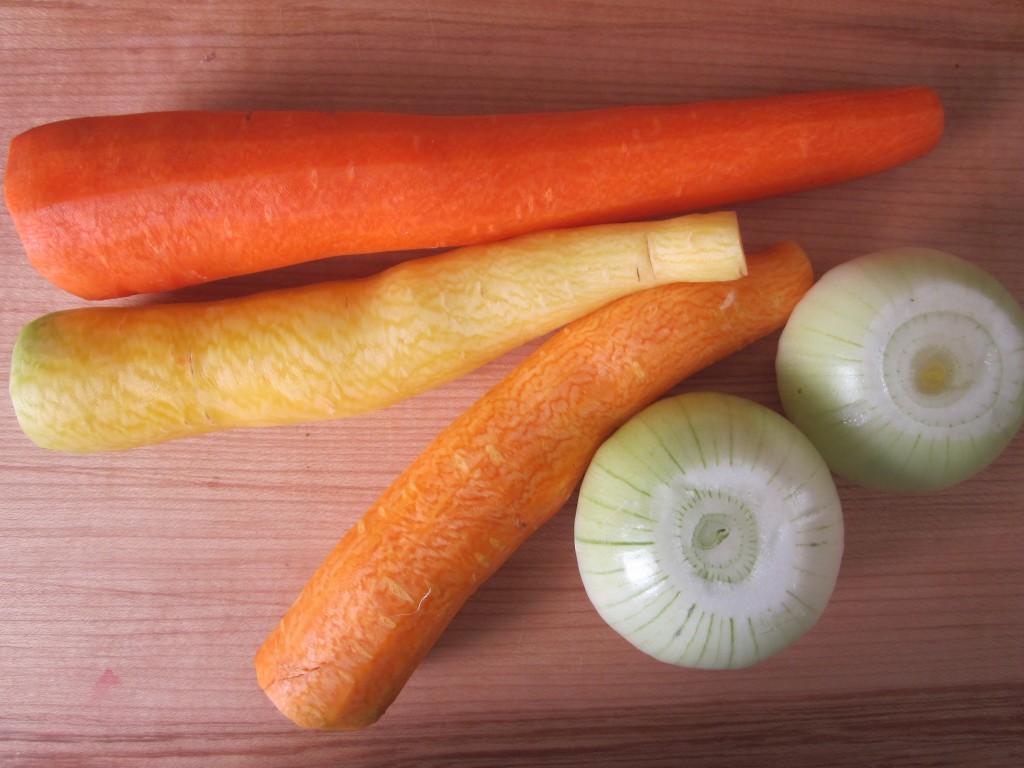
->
[1,1,1022,765]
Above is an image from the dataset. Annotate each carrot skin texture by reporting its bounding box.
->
[254,241,815,730]
[5,87,941,299]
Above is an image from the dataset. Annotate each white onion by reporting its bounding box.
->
[574,392,843,670]
[776,247,1024,492]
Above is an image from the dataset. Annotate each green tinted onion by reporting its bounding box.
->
[574,392,843,670]
[776,248,1024,492]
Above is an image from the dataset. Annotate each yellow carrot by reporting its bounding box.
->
[9,212,744,452]
[255,240,814,729]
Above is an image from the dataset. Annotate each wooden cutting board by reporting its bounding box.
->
[1,2,1021,766]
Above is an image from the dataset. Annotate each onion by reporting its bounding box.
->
[574,392,843,670]
[776,247,1024,492]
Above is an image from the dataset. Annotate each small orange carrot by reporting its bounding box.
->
[5,87,941,299]
[254,240,814,730]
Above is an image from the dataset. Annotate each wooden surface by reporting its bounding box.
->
[1,1,1022,766]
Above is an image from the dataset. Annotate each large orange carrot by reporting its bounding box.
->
[5,87,940,299]
[254,240,814,730]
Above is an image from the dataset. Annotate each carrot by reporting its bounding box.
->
[9,212,743,453]
[5,87,940,299]
[254,240,814,730]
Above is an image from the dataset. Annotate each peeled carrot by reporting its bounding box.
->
[9,212,743,452]
[5,87,940,299]
[254,240,814,730]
